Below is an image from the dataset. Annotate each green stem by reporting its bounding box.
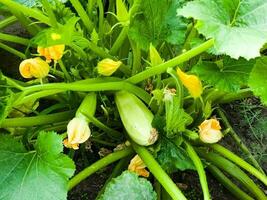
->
[0,42,26,59]
[0,110,75,128]
[127,39,214,84]
[216,89,253,104]
[58,60,72,82]
[82,113,122,139]
[109,26,129,55]
[14,89,64,106]
[211,144,267,186]
[68,147,134,190]
[197,149,267,200]
[0,16,17,29]
[130,39,141,75]
[0,33,30,46]
[96,0,104,38]
[131,142,187,200]
[23,81,152,104]
[41,0,58,28]
[90,138,117,147]
[167,68,184,107]
[216,107,265,174]
[96,157,130,199]
[184,142,210,200]
[69,0,93,32]
[207,164,254,200]
[0,0,50,25]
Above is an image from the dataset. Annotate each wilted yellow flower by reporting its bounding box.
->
[177,68,203,98]
[63,116,91,150]
[128,155,149,177]
[37,44,65,63]
[19,57,49,79]
[199,119,223,143]
[97,58,122,76]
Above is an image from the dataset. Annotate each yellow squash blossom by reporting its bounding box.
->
[63,116,91,150]
[128,155,149,177]
[97,58,122,76]
[199,119,223,143]
[19,57,49,79]
[177,68,203,98]
[37,44,65,63]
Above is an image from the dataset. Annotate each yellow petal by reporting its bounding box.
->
[97,59,122,76]
[37,44,65,62]
[19,57,50,79]
[63,139,79,150]
[199,119,223,143]
[128,155,149,177]
[177,68,203,98]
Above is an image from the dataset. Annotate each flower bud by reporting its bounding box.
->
[177,68,203,98]
[128,155,149,177]
[63,116,91,150]
[19,57,50,79]
[199,119,223,143]
[149,43,163,66]
[37,44,65,62]
[97,58,122,76]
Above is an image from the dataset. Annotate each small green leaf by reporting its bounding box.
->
[156,137,195,173]
[100,171,157,200]
[129,0,187,50]
[0,131,75,200]
[178,0,267,59]
[165,96,193,138]
[249,57,267,106]
[192,57,255,92]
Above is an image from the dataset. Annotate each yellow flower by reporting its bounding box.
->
[199,119,223,143]
[19,57,49,79]
[97,58,122,76]
[63,116,91,150]
[37,44,65,63]
[177,68,203,98]
[128,155,149,177]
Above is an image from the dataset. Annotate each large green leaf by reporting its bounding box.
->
[165,96,193,138]
[156,137,195,173]
[249,57,267,106]
[192,57,255,92]
[178,0,267,59]
[100,171,157,200]
[15,0,67,8]
[129,0,187,50]
[0,132,75,200]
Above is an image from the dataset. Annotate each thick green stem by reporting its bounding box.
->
[127,39,214,84]
[184,142,210,200]
[41,0,58,28]
[216,89,253,104]
[211,144,267,186]
[216,107,265,174]
[58,60,72,82]
[96,0,104,38]
[110,26,129,55]
[69,0,93,32]
[0,42,26,59]
[23,81,151,104]
[131,142,187,200]
[0,16,17,29]
[197,149,267,200]
[68,147,134,190]
[208,165,254,200]
[0,33,30,46]
[81,112,122,139]
[0,0,50,25]
[0,110,74,128]
[130,39,141,75]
